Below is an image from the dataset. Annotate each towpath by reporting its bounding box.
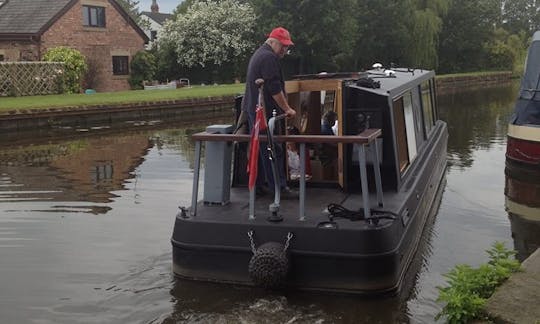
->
[484,248,540,323]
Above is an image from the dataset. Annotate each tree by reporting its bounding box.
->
[353,0,414,69]
[502,0,536,34]
[159,0,256,80]
[438,0,502,73]
[116,0,149,28]
[249,0,358,74]
[128,51,157,89]
[407,0,450,69]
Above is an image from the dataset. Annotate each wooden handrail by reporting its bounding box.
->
[192,128,381,144]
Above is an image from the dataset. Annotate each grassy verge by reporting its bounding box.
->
[436,70,513,79]
[0,83,245,112]
[0,70,514,112]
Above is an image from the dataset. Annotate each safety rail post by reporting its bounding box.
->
[356,143,371,219]
[372,140,384,207]
[299,142,306,221]
[190,140,202,216]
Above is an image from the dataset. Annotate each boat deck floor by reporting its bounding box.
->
[191,186,402,229]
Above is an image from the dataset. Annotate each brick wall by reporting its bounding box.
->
[0,41,40,61]
[40,0,146,92]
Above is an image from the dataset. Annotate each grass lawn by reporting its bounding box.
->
[436,70,514,79]
[0,83,246,112]
[0,71,514,112]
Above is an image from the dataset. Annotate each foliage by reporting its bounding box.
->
[484,29,528,74]
[128,51,157,89]
[160,0,256,75]
[502,0,537,34]
[436,242,521,323]
[150,0,530,77]
[43,47,87,94]
[249,0,358,73]
[354,0,414,69]
[407,0,449,69]
[438,0,502,73]
[116,0,149,29]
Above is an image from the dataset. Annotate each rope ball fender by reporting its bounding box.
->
[247,231,293,288]
[248,242,289,288]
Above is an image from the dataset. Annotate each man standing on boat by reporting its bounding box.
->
[242,26,297,198]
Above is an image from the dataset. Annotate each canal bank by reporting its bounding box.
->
[0,71,513,133]
[0,95,237,133]
[483,248,540,323]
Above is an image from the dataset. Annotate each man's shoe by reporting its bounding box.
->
[280,187,299,200]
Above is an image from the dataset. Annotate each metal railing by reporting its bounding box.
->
[190,128,383,220]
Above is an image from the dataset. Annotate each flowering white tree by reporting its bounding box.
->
[160,0,256,69]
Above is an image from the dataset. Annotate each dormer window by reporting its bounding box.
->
[82,5,106,27]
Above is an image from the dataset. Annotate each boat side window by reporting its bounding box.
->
[393,97,410,173]
[403,92,417,163]
[393,92,418,174]
[421,80,435,135]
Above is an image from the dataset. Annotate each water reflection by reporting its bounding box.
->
[505,163,540,261]
[0,125,203,212]
[438,82,519,169]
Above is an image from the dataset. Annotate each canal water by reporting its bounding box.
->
[1,81,537,323]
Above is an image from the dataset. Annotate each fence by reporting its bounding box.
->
[0,61,65,97]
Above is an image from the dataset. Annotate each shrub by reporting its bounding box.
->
[128,51,156,90]
[436,242,521,323]
[43,47,87,94]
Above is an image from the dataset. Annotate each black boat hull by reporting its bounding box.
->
[171,122,447,295]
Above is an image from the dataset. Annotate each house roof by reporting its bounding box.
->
[0,0,148,42]
[141,11,172,25]
[0,0,74,35]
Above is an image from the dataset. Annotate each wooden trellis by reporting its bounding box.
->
[0,62,65,97]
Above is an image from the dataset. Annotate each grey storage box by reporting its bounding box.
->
[203,124,234,205]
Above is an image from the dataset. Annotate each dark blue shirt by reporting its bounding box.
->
[321,121,334,135]
[242,43,285,121]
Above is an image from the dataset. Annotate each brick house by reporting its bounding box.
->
[0,0,149,92]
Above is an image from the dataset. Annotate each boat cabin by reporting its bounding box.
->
[234,68,439,194]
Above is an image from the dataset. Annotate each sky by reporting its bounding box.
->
[137,0,181,14]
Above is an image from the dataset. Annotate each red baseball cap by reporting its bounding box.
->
[268,27,294,46]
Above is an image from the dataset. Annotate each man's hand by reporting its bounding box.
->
[284,107,296,119]
[273,91,296,119]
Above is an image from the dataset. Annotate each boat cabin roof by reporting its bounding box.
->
[350,68,435,98]
[287,68,435,99]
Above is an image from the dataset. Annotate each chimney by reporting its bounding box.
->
[151,0,159,13]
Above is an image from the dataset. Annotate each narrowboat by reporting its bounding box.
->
[171,65,448,295]
[506,31,540,166]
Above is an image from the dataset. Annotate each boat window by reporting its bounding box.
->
[392,92,418,174]
[403,92,417,163]
[392,98,410,173]
[421,80,435,134]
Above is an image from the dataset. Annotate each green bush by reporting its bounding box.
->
[129,51,156,90]
[43,47,87,94]
[436,242,521,323]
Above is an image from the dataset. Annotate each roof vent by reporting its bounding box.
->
[384,69,396,77]
[372,63,383,70]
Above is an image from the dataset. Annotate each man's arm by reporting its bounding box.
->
[272,91,296,118]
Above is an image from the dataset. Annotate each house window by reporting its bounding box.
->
[83,5,106,27]
[0,54,4,62]
[112,56,129,75]
[150,30,158,41]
